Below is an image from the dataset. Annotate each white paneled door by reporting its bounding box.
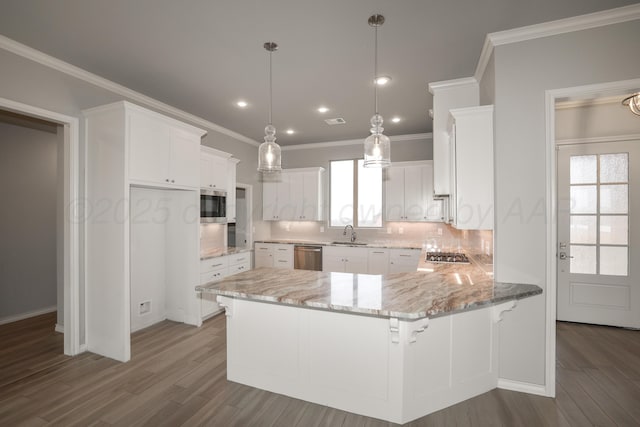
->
[557,141,640,328]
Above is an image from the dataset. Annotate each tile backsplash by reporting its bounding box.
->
[200,223,226,254]
[269,221,493,255]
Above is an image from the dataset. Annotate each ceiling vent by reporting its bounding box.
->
[324,117,346,125]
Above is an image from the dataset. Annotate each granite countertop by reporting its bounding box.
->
[254,239,422,250]
[196,267,541,320]
[200,247,252,261]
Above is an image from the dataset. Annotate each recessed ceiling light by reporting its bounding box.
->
[286,129,295,135]
[317,106,329,113]
[374,76,392,86]
[236,100,248,108]
[391,116,401,123]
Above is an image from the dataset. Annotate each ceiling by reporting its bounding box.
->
[0,0,636,146]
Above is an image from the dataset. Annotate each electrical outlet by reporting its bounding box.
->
[139,300,151,315]
[399,227,404,235]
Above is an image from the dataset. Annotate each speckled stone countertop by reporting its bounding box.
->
[200,247,252,261]
[254,239,422,250]
[196,267,541,320]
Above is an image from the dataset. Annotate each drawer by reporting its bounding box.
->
[254,243,272,252]
[273,257,294,269]
[228,252,251,266]
[229,261,251,275]
[389,248,421,262]
[200,268,229,285]
[200,256,229,274]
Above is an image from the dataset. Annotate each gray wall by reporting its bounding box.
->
[488,19,640,386]
[281,136,433,170]
[0,121,58,319]
[479,53,495,106]
[556,101,640,140]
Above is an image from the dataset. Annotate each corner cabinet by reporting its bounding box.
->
[384,161,443,222]
[448,105,494,230]
[128,106,204,188]
[263,167,325,221]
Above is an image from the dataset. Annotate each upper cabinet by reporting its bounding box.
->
[263,167,325,221]
[200,146,231,190]
[448,105,494,230]
[128,106,205,188]
[428,78,479,196]
[384,161,442,222]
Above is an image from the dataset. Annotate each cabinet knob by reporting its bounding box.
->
[165,179,170,182]
[171,179,175,183]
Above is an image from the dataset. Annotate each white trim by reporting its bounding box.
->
[475,4,640,82]
[0,34,259,147]
[236,183,254,251]
[0,306,57,325]
[557,133,640,146]
[202,145,233,159]
[428,78,478,94]
[0,97,81,356]
[55,323,64,333]
[281,133,432,151]
[543,77,640,400]
[497,379,548,397]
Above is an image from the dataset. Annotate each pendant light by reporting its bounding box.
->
[363,14,391,168]
[622,92,640,116]
[257,42,282,173]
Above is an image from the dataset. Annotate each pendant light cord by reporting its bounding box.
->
[269,48,273,126]
[374,23,378,116]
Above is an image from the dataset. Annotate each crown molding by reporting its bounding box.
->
[474,3,640,81]
[0,34,260,147]
[281,133,433,151]
[428,77,478,94]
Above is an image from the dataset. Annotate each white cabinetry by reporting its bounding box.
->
[428,78,479,196]
[263,168,324,221]
[227,158,240,222]
[389,249,421,273]
[323,246,368,274]
[384,161,442,222]
[254,243,294,269]
[367,248,390,275]
[448,105,494,230]
[200,146,231,190]
[199,251,252,318]
[128,105,203,188]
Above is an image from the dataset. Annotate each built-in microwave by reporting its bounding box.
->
[200,189,227,223]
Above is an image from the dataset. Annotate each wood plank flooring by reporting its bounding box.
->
[1,312,639,426]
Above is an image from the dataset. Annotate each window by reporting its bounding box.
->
[330,159,382,228]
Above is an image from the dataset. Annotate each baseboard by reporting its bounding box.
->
[55,323,64,333]
[79,344,88,353]
[0,306,57,325]
[497,378,549,397]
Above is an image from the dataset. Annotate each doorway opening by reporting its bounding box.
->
[545,78,640,397]
[0,97,80,357]
[233,183,253,250]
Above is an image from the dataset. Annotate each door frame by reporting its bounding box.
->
[236,182,253,250]
[0,97,81,356]
[544,77,640,397]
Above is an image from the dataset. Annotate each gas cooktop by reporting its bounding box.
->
[425,252,470,264]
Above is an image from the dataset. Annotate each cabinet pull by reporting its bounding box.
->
[399,254,412,257]
[372,251,384,254]
[278,260,287,263]
[277,248,288,251]
[211,263,223,267]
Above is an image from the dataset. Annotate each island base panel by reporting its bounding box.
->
[218,296,515,424]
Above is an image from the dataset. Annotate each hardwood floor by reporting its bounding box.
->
[1,312,639,426]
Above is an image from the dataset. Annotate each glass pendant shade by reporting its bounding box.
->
[363,113,390,167]
[258,124,281,172]
[622,92,640,116]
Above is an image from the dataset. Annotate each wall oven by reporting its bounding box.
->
[200,189,227,223]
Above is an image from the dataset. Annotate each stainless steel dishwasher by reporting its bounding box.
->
[294,245,323,271]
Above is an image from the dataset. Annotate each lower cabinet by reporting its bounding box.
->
[200,251,251,319]
[388,249,421,273]
[323,246,369,274]
[324,246,421,274]
[367,248,390,275]
[254,243,294,269]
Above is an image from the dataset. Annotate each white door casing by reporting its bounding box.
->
[557,141,640,328]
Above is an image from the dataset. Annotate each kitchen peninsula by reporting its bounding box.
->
[197,266,541,423]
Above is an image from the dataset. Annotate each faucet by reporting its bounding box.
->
[343,225,357,243]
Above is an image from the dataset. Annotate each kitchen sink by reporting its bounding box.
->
[330,241,368,246]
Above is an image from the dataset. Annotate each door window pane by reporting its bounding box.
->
[570,155,597,184]
[570,186,597,214]
[330,160,354,227]
[570,215,597,244]
[600,246,628,276]
[570,245,596,274]
[600,216,628,245]
[600,184,628,214]
[357,159,382,227]
[600,153,628,183]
